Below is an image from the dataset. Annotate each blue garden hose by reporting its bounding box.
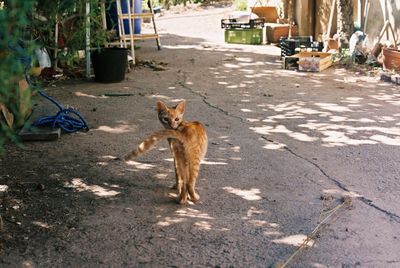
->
[9,41,89,133]
[33,91,89,133]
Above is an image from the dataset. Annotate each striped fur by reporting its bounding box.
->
[124,129,185,160]
[125,100,208,204]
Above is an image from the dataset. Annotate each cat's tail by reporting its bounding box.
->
[124,129,184,161]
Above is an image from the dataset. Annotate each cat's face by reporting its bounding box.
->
[156,100,186,130]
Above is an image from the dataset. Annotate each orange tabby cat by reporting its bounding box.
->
[125,100,208,204]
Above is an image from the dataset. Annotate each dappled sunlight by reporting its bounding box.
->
[223,187,262,201]
[156,207,216,230]
[157,217,185,227]
[176,208,214,219]
[154,173,169,179]
[369,93,400,106]
[74,91,107,99]
[251,125,318,142]
[231,146,240,153]
[147,94,171,100]
[273,234,315,247]
[223,63,240,69]
[370,135,400,146]
[264,230,283,236]
[247,98,400,148]
[240,207,283,237]
[244,206,263,218]
[323,188,362,198]
[155,206,234,233]
[0,185,8,193]
[341,97,363,103]
[247,118,260,122]
[194,221,212,230]
[163,158,228,165]
[262,139,287,150]
[64,178,120,197]
[125,160,156,170]
[99,155,119,160]
[32,221,52,229]
[200,159,228,165]
[321,131,377,147]
[315,103,352,112]
[95,124,136,134]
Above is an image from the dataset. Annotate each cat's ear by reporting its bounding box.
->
[176,100,186,114]
[156,101,167,113]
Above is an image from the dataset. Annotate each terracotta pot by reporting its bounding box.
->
[382,47,400,71]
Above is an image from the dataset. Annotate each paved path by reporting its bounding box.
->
[1,6,399,268]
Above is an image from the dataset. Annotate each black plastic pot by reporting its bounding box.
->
[91,47,128,83]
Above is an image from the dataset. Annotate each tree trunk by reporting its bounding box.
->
[337,0,354,48]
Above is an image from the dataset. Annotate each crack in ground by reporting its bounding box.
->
[178,81,246,123]
[178,72,400,224]
[261,136,400,224]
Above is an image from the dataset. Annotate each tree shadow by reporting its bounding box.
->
[1,32,399,267]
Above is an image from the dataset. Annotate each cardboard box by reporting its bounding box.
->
[251,6,280,23]
[265,24,298,43]
[284,52,332,72]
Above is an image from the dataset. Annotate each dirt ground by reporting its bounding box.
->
[1,5,400,268]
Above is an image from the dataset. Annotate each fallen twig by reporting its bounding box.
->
[277,196,352,268]
[4,218,21,226]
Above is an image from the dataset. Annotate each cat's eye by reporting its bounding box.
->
[162,117,169,123]
[175,118,180,122]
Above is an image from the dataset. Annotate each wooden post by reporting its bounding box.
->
[363,0,370,33]
[86,0,91,79]
[54,15,58,69]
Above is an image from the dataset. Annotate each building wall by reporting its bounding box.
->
[294,0,399,46]
[294,0,315,37]
[314,0,337,41]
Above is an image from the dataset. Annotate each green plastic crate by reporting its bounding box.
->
[224,28,263,45]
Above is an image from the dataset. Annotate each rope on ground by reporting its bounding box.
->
[9,40,89,133]
[277,196,353,268]
[33,91,89,133]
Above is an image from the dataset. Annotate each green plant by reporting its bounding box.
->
[31,0,110,71]
[0,0,36,154]
[332,48,353,67]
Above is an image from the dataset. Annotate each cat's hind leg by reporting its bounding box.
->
[187,158,201,203]
[177,165,190,204]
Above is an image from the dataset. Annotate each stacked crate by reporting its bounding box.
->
[221,18,265,45]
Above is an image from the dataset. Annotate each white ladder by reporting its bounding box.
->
[114,0,161,65]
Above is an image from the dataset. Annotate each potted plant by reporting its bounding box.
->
[382,46,400,72]
[91,46,128,83]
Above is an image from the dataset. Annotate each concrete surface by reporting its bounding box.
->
[1,5,399,268]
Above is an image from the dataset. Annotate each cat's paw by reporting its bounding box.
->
[178,193,188,205]
[178,199,188,205]
[189,192,200,203]
[124,152,137,162]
